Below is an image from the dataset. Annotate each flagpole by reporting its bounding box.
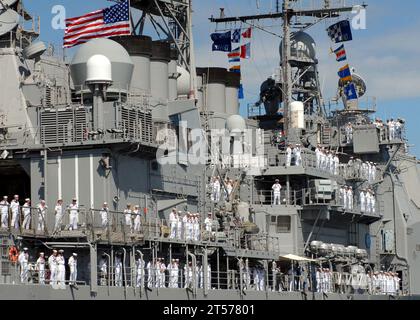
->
[128,0,133,35]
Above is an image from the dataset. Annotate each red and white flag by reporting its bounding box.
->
[63,0,131,48]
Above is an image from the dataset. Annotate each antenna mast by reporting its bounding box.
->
[209,0,365,142]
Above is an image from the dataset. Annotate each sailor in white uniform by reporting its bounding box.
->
[204,212,213,233]
[136,255,145,288]
[48,249,58,286]
[0,196,9,228]
[123,203,133,231]
[176,211,183,240]
[285,144,292,167]
[146,258,155,288]
[22,198,31,230]
[360,189,366,213]
[36,252,46,284]
[36,200,48,232]
[54,198,63,233]
[68,198,79,231]
[100,202,109,230]
[315,145,321,169]
[56,249,66,286]
[18,247,29,283]
[211,177,221,203]
[10,195,20,229]
[294,144,302,166]
[114,254,123,287]
[133,205,142,232]
[167,259,178,288]
[169,208,178,239]
[333,152,340,175]
[347,186,354,211]
[68,253,78,285]
[272,179,282,205]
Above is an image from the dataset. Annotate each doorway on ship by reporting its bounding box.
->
[0,160,30,200]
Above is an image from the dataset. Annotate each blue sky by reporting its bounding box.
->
[23,0,420,156]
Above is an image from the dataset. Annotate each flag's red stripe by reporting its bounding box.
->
[66,15,103,31]
[63,29,130,47]
[64,23,127,40]
[65,21,104,37]
[65,10,102,23]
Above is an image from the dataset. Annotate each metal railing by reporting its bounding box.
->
[254,188,381,217]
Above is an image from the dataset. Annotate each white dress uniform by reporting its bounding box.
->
[56,254,66,285]
[194,216,200,241]
[259,268,266,291]
[136,258,145,288]
[167,262,178,288]
[68,256,77,284]
[133,209,141,232]
[315,147,321,168]
[204,216,212,233]
[146,261,154,287]
[371,192,376,214]
[99,258,108,286]
[124,208,132,229]
[212,179,221,202]
[365,192,372,213]
[114,257,123,287]
[316,270,322,292]
[100,207,109,229]
[18,252,29,283]
[22,202,31,230]
[37,203,47,232]
[182,215,188,240]
[48,254,57,285]
[159,262,166,288]
[294,147,302,166]
[184,265,193,288]
[333,155,339,175]
[361,162,368,180]
[327,153,333,174]
[10,199,20,229]
[169,211,177,239]
[389,121,395,140]
[360,191,366,213]
[347,188,353,210]
[252,268,259,290]
[176,214,183,240]
[225,182,233,200]
[68,203,79,230]
[372,164,377,182]
[320,151,327,171]
[285,147,292,167]
[36,256,46,284]
[187,217,194,241]
[54,204,63,232]
[272,182,282,205]
[0,200,9,228]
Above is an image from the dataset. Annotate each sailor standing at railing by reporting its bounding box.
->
[159,258,167,288]
[135,254,145,288]
[211,176,221,203]
[371,163,377,182]
[204,212,213,234]
[272,179,282,205]
[259,266,266,291]
[133,205,142,232]
[371,190,376,214]
[22,198,31,230]
[18,247,29,283]
[99,253,108,286]
[320,148,327,171]
[56,249,66,286]
[124,203,133,232]
[169,208,178,239]
[54,198,63,232]
[184,261,193,288]
[315,144,321,169]
[187,212,194,241]
[100,202,109,230]
[367,162,373,183]
[176,211,183,240]
[10,195,20,229]
[36,252,46,284]
[285,144,292,167]
[315,268,322,293]
[0,196,9,228]
[347,186,354,211]
[326,150,333,173]
[36,200,47,232]
[345,122,353,144]
[347,157,354,179]
[333,152,339,175]
[342,186,348,210]
[146,258,154,287]
[48,249,58,285]
[388,119,395,140]
[114,253,123,287]
[365,189,372,213]
[359,189,366,213]
[294,144,302,166]
[68,253,77,285]
[167,259,177,288]
[68,198,79,230]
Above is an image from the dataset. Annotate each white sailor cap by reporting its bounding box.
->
[208,212,212,215]
[73,253,77,257]
[53,249,58,253]
[58,249,64,253]
[14,195,19,198]
[3,196,7,199]
[23,247,28,251]
[40,252,44,255]
[72,198,77,201]
[57,198,63,201]
[25,198,30,202]
[103,202,108,205]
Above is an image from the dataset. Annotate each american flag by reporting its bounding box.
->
[63,0,131,48]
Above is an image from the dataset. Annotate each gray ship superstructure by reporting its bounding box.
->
[0,0,418,300]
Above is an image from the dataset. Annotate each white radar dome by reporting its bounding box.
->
[176,66,190,96]
[86,54,112,83]
[226,115,246,132]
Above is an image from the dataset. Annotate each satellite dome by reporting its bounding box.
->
[70,38,134,93]
[226,115,246,132]
[86,55,112,83]
[177,66,190,96]
[280,31,316,60]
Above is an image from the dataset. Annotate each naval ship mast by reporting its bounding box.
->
[210,0,365,142]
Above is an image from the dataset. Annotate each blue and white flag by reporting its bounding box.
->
[232,29,241,43]
[327,20,353,43]
[211,31,232,52]
[238,84,244,99]
[344,82,358,100]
